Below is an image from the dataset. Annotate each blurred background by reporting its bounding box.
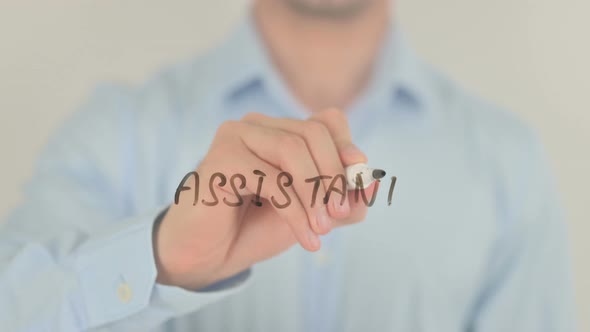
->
[0,0,588,329]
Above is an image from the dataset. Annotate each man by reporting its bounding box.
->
[0,0,575,331]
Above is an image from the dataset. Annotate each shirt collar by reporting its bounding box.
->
[208,13,436,117]
[212,14,270,102]
[367,24,436,115]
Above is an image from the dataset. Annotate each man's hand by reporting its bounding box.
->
[153,109,376,290]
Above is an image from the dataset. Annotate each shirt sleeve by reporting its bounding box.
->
[464,128,576,331]
[0,85,251,331]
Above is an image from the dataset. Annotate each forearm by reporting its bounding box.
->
[0,206,250,331]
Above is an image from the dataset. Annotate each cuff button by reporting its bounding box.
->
[117,283,132,303]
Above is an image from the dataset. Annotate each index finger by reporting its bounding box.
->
[309,108,368,165]
[310,108,373,226]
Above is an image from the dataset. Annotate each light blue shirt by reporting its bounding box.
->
[0,14,575,332]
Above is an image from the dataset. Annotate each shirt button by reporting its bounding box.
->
[315,251,330,267]
[117,283,132,303]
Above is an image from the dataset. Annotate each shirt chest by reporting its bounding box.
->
[171,119,498,332]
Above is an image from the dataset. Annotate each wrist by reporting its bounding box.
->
[151,207,219,289]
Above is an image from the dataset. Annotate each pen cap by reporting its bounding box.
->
[345,163,375,189]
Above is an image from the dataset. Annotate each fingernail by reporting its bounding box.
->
[317,206,332,232]
[333,195,350,215]
[308,231,321,250]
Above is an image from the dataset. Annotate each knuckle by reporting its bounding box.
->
[278,134,308,166]
[279,134,307,152]
[313,108,349,130]
[303,121,330,140]
[325,108,347,123]
[241,112,265,122]
[218,120,239,134]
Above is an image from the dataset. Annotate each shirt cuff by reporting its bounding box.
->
[73,206,252,329]
[151,268,251,317]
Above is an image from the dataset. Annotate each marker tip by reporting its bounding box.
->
[372,169,386,180]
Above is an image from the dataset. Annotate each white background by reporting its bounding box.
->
[0,0,588,329]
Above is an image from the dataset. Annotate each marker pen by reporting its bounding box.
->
[345,163,386,189]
